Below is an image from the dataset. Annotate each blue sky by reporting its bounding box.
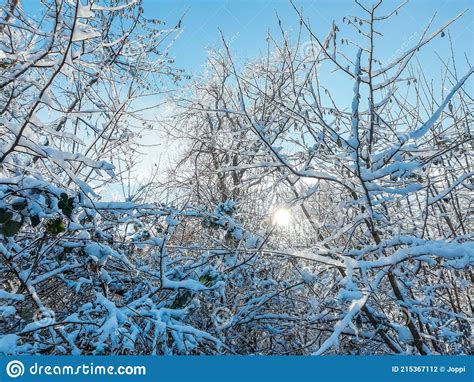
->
[130,0,473,197]
[145,0,473,77]
[17,0,473,198]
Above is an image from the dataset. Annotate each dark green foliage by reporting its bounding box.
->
[0,219,22,236]
[0,209,13,223]
[170,290,193,309]
[58,193,74,218]
[45,218,66,236]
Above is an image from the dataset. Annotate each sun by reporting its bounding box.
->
[273,208,292,227]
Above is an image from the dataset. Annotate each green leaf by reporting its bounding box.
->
[170,290,192,309]
[1,220,22,237]
[199,274,215,287]
[58,193,74,218]
[45,218,65,236]
[12,199,27,211]
[0,210,13,224]
[30,215,41,227]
